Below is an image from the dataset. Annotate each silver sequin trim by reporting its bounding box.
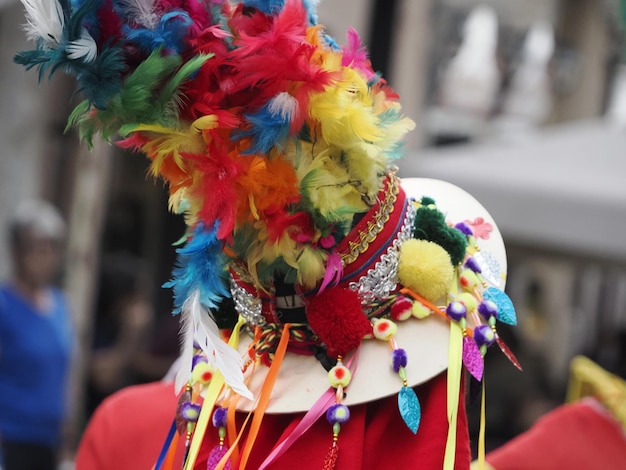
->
[229,276,266,327]
[349,201,416,303]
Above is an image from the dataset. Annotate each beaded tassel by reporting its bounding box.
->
[372,318,421,434]
[324,358,351,469]
[177,384,201,464]
[207,407,231,470]
[446,301,484,381]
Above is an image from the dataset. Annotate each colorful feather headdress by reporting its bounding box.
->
[15,1,520,469]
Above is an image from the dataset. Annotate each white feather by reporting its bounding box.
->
[20,0,65,45]
[175,291,253,399]
[66,29,98,62]
[268,92,298,120]
[117,0,159,29]
[174,298,196,392]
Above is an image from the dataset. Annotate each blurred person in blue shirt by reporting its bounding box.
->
[0,200,74,470]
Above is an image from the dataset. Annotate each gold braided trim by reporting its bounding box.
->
[340,174,400,266]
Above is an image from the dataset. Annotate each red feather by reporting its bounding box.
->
[189,143,245,239]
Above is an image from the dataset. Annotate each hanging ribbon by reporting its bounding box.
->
[443,321,463,470]
[478,380,486,470]
[238,323,292,469]
[183,317,247,470]
[154,420,178,470]
[257,349,360,470]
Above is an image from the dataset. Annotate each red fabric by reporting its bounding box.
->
[486,399,626,470]
[195,372,470,469]
[75,382,184,470]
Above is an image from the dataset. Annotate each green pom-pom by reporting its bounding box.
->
[420,196,436,206]
[413,206,468,266]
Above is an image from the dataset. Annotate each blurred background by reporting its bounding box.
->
[1,0,625,461]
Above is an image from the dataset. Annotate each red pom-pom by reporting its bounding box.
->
[390,296,413,321]
[306,287,371,357]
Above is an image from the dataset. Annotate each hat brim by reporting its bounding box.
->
[236,177,507,413]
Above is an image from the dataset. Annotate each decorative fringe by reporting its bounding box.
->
[322,442,339,470]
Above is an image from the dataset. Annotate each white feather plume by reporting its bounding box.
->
[175,290,253,399]
[67,29,98,62]
[20,0,65,45]
[117,0,159,29]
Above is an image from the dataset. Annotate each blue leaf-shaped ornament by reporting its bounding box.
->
[483,287,517,325]
[398,386,421,434]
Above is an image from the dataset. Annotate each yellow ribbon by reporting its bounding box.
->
[478,380,486,470]
[443,321,463,470]
[183,316,247,470]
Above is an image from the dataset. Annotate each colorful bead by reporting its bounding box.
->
[372,318,397,340]
[392,348,408,372]
[457,293,478,313]
[473,325,496,347]
[390,297,413,321]
[411,300,431,319]
[446,301,467,321]
[191,362,214,385]
[179,402,201,422]
[478,300,498,320]
[328,363,351,388]
[212,407,228,428]
[326,404,350,424]
[464,256,482,273]
[454,222,473,236]
[192,354,208,369]
[459,269,480,292]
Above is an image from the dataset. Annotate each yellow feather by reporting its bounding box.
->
[343,142,386,201]
[129,122,206,176]
[300,151,368,220]
[309,67,381,148]
[296,246,327,289]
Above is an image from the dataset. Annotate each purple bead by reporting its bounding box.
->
[392,348,408,372]
[464,257,482,274]
[446,301,467,321]
[455,222,474,236]
[473,325,496,347]
[326,404,350,424]
[192,354,208,369]
[478,300,499,320]
[212,407,228,428]
[180,402,201,422]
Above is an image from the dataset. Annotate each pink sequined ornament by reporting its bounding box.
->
[462,335,484,381]
[207,445,231,470]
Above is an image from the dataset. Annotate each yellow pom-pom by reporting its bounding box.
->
[328,363,352,388]
[191,362,214,385]
[411,300,432,319]
[457,292,478,313]
[398,239,454,302]
[459,269,480,292]
[372,318,398,340]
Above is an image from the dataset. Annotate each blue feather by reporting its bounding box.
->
[242,0,285,15]
[163,222,230,313]
[239,92,297,153]
[240,108,291,154]
[126,10,193,54]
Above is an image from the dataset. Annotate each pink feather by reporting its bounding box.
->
[341,28,375,80]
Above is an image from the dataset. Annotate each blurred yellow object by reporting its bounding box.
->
[566,355,626,429]
[471,356,626,470]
